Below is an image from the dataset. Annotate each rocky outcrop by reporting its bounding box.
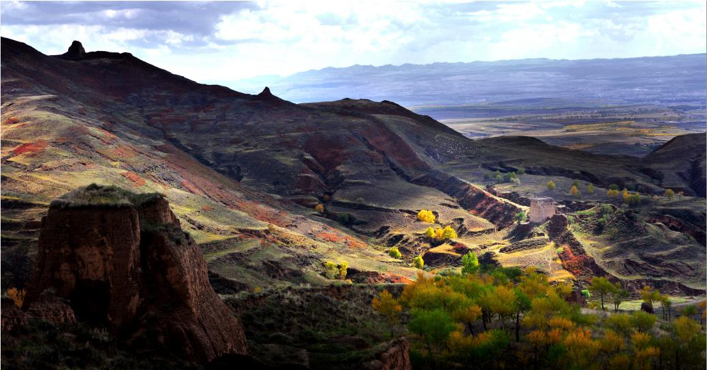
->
[361,338,412,370]
[61,40,86,60]
[22,185,247,362]
[2,292,76,333]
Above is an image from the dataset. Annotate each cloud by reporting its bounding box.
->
[1,0,704,83]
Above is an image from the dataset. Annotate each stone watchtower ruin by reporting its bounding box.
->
[529,197,556,223]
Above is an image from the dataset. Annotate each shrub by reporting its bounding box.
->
[413,255,424,269]
[515,211,527,225]
[417,209,436,223]
[631,311,657,332]
[547,180,556,191]
[7,287,25,308]
[315,204,325,213]
[570,185,580,197]
[338,261,348,279]
[518,168,526,175]
[336,213,352,225]
[587,184,595,194]
[323,261,338,279]
[664,189,675,200]
[389,247,402,259]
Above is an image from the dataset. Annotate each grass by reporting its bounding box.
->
[50,183,162,208]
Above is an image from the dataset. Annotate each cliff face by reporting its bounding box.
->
[361,338,412,370]
[22,185,247,362]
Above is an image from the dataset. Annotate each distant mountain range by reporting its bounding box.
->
[232,54,706,108]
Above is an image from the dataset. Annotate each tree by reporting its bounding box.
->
[408,308,457,358]
[607,189,620,197]
[589,277,616,311]
[631,311,657,332]
[452,304,482,335]
[683,305,698,318]
[514,290,532,342]
[665,189,675,200]
[547,180,556,191]
[640,286,662,312]
[671,316,703,370]
[611,284,629,312]
[587,183,595,195]
[441,225,458,240]
[323,261,338,279]
[622,189,629,202]
[424,226,435,239]
[518,168,526,175]
[570,185,580,197]
[461,252,479,276]
[372,290,402,337]
[414,255,424,269]
[388,247,402,259]
[514,210,527,225]
[338,261,348,279]
[315,204,325,213]
[417,209,436,223]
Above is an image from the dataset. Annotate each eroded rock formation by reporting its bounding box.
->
[22,184,247,362]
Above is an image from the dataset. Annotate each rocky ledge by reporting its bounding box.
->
[22,184,247,362]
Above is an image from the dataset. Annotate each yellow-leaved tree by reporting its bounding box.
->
[417,209,436,223]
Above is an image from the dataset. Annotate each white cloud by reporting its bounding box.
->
[0,1,704,83]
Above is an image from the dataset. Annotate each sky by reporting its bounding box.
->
[1,1,705,85]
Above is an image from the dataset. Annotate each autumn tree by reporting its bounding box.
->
[570,185,580,197]
[315,203,325,213]
[413,255,424,269]
[322,261,338,279]
[338,261,348,279]
[372,290,402,337]
[417,209,436,223]
[547,180,556,191]
[665,189,675,200]
[6,287,25,308]
[388,247,402,259]
[631,311,656,332]
[587,183,595,195]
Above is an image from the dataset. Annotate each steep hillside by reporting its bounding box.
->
[1,38,704,294]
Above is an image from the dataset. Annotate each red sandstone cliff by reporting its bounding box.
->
[22,184,247,362]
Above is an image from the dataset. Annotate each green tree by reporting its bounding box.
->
[631,311,657,332]
[589,277,616,311]
[413,255,424,269]
[514,210,527,225]
[665,188,675,200]
[461,252,480,276]
[408,308,457,358]
[388,247,402,259]
[514,289,532,342]
[587,184,595,195]
[611,284,629,312]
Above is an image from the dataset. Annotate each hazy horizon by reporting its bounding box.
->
[2,0,705,84]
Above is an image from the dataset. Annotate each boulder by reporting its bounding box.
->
[23,185,248,362]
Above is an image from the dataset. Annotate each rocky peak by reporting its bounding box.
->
[23,184,247,362]
[63,40,86,60]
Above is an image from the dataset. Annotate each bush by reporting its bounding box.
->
[336,213,352,226]
[413,255,424,269]
[323,261,338,279]
[6,287,25,308]
[389,247,402,259]
[631,311,657,332]
[315,204,325,213]
[338,261,348,279]
[547,180,556,191]
[417,209,436,223]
